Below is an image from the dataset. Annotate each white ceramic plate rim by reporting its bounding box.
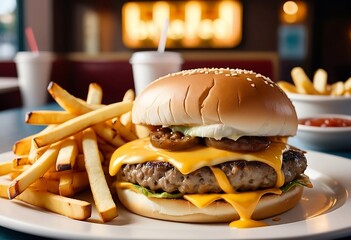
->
[1,151,351,240]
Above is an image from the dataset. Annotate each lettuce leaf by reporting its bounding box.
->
[133,184,183,199]
[281,175,313,193]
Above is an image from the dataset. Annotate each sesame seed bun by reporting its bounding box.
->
[132,68,297,137]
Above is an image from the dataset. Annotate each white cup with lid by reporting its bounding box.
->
[129,51,183,95]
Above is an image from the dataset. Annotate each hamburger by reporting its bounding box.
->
[109,68,312,228]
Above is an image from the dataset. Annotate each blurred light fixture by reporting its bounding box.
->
[283,1,298,15]
[122,1,242,49]
[280,0,307,24]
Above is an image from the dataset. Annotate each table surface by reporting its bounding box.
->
[0,103,350,240]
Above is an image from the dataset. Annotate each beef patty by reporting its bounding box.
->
[119,148,307,194]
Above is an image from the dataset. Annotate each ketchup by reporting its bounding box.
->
[299,117,351,127]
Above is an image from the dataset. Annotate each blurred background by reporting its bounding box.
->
[0,0,350,109]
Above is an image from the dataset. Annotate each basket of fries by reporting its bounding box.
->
[277,67,351,118]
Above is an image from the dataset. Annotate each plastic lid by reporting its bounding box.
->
[14,51,53,62]
[129,51,183,64]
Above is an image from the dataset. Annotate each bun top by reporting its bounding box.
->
[132,68,298,137]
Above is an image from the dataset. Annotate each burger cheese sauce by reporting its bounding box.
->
[209,167,235,193]
[184,188,282,228]
[110,137,289,228]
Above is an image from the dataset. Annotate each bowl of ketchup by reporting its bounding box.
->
[295,114,351,151]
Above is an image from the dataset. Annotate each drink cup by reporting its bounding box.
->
[15,51,53,107]
[129,51,183,95]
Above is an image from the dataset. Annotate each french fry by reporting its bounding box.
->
[25,111,78,125]
[28,141,50,164]
[8,141,62,199]
[9,165,31,180]
[331,81,345,96]
[33,101,133,148]
[96,138,116,161]
[43,169,75,180]
[0,161,13,176]
[87,83,103,104]
[277,81,298,93]
[120,89,135,131]
[93,123,126,147]
[123,89,135,102]
[74,154,86,171]
[47,82,101,114]
[73,132,83,154]
[16,188,91,220]
[59,172,89,197]
[313,68,328,94]
[134,124,151,139]
[13,125,56,156]
[58,174,73,196]
[291,67,320,95]
[110,118,138,141]
[345,77,351,89]
[56,137,79,171]
[31,178,60,194]
[85,82,125,149]
[72,152,104,171]
[12,156,29,168]
[119,111,134,132]
[82,128,118,222]
[0,184,8,199]
[280,67,351,97]
[12,135,33,156]
[344,77,351,93]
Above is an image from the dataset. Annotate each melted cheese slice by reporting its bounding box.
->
[209,167,235,193]
[184,188,282,228]
[110,137,287,187]
[110,137,288,228]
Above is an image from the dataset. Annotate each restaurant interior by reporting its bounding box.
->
[1,1,351,240]
[0,0,350,110]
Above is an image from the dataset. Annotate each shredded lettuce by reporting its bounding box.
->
[280,175,313,193]
[133,184,183,199]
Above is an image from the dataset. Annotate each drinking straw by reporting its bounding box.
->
[157,19,169,53]
[25,27,39,52]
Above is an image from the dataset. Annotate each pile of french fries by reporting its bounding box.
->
[0,82,143,223]
[278,67,351,96]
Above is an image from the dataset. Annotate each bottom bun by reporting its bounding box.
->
[116,185,304,223]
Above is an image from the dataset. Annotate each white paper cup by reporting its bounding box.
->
[130,51,183,95]
[15,51,53,107]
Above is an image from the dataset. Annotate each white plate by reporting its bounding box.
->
[1,150,351,240]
